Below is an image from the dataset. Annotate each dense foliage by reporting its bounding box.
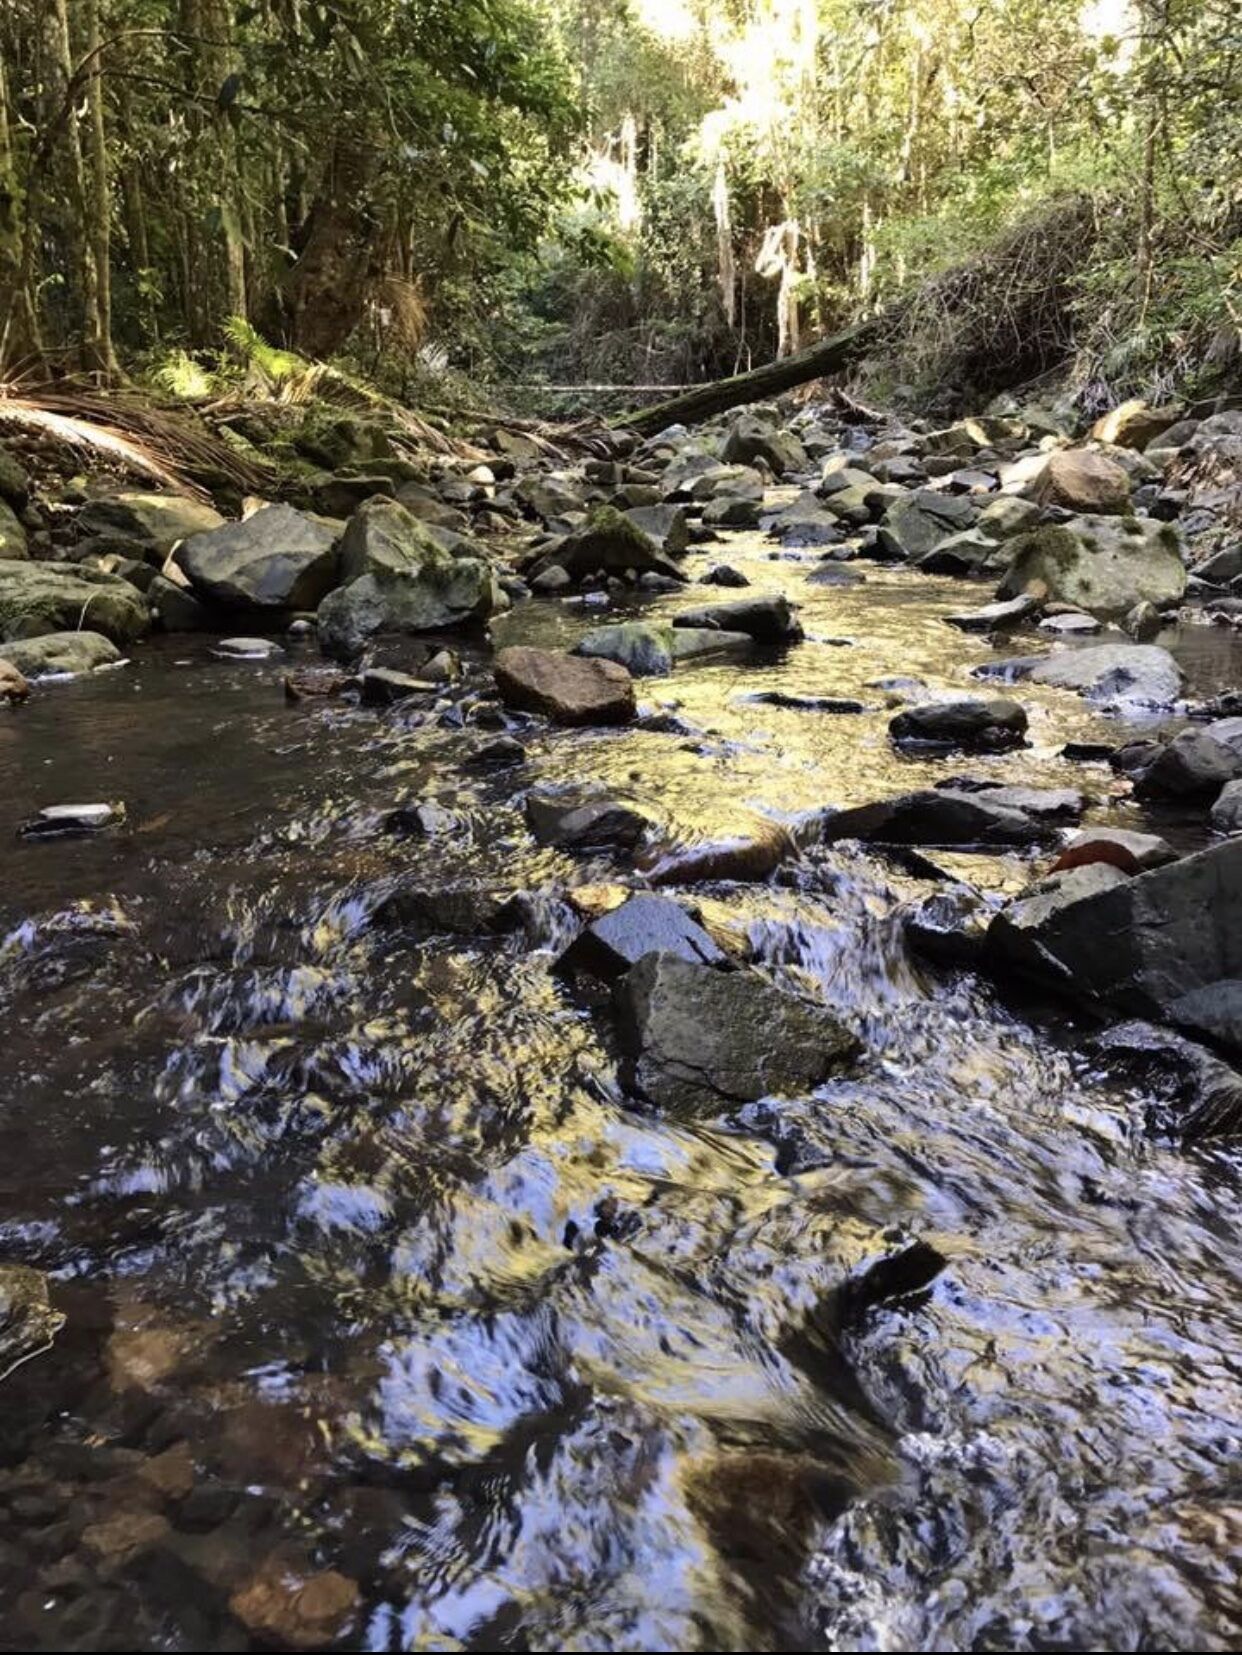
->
[0,0,1237,408]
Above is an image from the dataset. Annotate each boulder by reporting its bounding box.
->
[701,563,749,587]
[985,837,1242,1053]
[997,516,1186,618]
[623,503,690,555]
[0,498,28,560]
[702,494,763,529]
[176,504,339,610]
[1211,778,1242,834]
[939,779,1086,821]
[0,630,121,677]
[721,415,806,477]
[315,474,394,517]
[149,572,211,631]
[337,497,468,583]
[1132,725,1242,800]
[542,505,683,583]
[821,788,1050,848]
[557,894,726,982]
[78,490,225,563]
[318,540,501,658]
[877,489,976,559]
[1033,449,1131,513]
[0,441,30,509]
[766,492,842,547]
[576,622,675,677]
[0,561,150,644]
[671,594,802,643]
[889,697,1027,752]
[613,951,857,1111]
[1089,400,1183,452]
[1004,643,1184,711]
[495,646,636,726]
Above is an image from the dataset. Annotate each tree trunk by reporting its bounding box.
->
[49,0,101,372]
[0,50,42,370]
[83,0,118,375]
[279,133,380,357]
[614,313,884,435]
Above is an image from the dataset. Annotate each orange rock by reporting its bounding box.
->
[229,1556,359,1650]
[0,660,29,702]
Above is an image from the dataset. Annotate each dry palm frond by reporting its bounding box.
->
[0,382,275,495]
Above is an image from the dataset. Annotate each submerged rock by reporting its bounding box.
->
[176,503,340,610]
[525,787,651,850]
[557,894,726,982]
[496,645,636,725]
[613,950,857,1110]
[0,630,121,677]
[1090,1019,1242,1140]
[639,817,794,885]
[213,636,282,659]
[0,1264,64,1382]
[229,1556,360,1652]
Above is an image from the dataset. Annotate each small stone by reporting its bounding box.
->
[80,1510,172,1572]
[359,667,434,706]
[212,636,282,659]
[19,801,125,839]
[701,563,750,587]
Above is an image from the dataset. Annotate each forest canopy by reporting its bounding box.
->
[0,0,1238,412]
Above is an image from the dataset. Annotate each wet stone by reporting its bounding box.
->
[557,894,727,983]
[701,563,750,587]
[495,645,636,726]
[822,788,1049,849]
[525,787,651,851]
[19,801,125,839]
[672,594,802,643]
[359,666,434,706]
[212,636,283,660]
[1050,826,1177,875]
[889,697,1028,753]
[228,1555,360,1652]
[613,950,857,1111]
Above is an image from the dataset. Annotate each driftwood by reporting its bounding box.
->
[613,314,884,436]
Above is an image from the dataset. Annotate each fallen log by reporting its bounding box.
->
[613,314,884,437]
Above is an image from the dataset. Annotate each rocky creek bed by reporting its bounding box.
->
[1,395,1242,1650]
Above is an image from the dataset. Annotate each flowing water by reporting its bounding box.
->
[1,535,1240,1651]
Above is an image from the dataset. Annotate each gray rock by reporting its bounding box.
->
[1211,778,1242,834]
[1052,825,1176,873]
[149,573,211,631]
[613,950,856,1111]
[212,636,282,659]
[319,550,501,658]
[877,489,976,559]
[985,837,1242,1053]
[20,801,126,838]
[0,630,121,676]
[544,505,684,583]
[997,516,1186,618]
[889,697,1027,752]
[766,491,841,547]
[525,787,650,849]
[315,475,394,517]
[721,415,806,477]
[78,490,225,563]
[701,563,750,587]
[0,561,150,644]
[672,594,802,643]
[702,494,763,529]
[531,564,572,594]
[821,788,1049,848]
[1133,725,1242,799]
[360,667,434,706]
[557,894,725,982]
[576,622,675,677]
[1038,611,1101,635]
[1023,643,1183,710]
[624,503,690,554]
[945,594,1041,632]
[176,504,339,610]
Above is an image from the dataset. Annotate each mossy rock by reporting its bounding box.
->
[998,514,1186,618]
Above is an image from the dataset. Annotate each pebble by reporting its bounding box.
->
[212,637,283,659]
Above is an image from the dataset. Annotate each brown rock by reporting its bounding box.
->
[230,1556,360,1650]
[0,659,29,701]
[80,1509,172,1572]
[494,645,635,726]
[135,1442,196,1502]
[639,816,794,885]
[1034,449,1130,514]
[1089,399,1181,451]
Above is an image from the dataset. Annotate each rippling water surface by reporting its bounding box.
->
[0,537,1239,1651]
